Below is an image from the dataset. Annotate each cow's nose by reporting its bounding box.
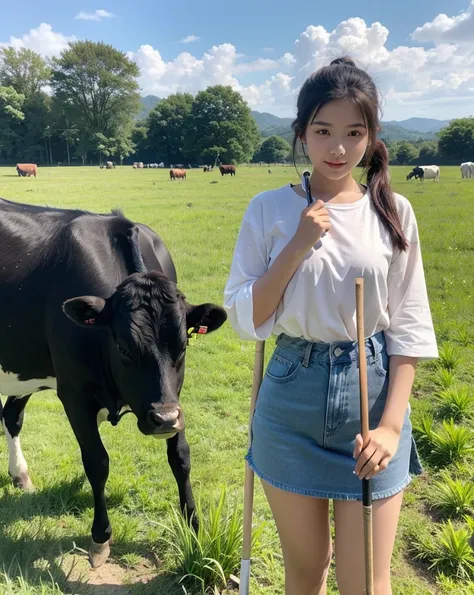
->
[148,408,181,429]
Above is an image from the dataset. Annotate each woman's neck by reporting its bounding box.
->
[309,170,358,198]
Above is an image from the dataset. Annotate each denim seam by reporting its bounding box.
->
[245,451,414,501]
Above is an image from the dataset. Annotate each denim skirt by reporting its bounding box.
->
[245,331,423,500]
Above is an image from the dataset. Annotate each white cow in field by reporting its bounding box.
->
[420,165,440,182]
[461,162,474,178]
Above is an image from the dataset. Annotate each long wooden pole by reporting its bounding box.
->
[239,340,265,595]
[355,277,374,595]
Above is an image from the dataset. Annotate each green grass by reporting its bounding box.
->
[0,164,474,594]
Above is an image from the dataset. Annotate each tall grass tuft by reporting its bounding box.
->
[157,485,266,594]
[411,519,474,581]
[435,386,474,423]
[430,470,474,518]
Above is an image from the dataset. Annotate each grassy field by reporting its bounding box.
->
[0,164,473,594]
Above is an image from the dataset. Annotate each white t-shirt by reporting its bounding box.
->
[223,183,438,360]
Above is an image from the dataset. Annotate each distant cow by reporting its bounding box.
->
[219,165,236,177]
[170,169,186,181]
[420,165,440,182]
[16,164,37,178]
[106,161,115,170]
[203,165,213,172]
[461,162,474,179]
[407,167,424,181]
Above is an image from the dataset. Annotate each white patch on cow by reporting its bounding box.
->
[0,366,57,397]
[3,420,28,479]
[97,408,109,427]
[97,405,132,427]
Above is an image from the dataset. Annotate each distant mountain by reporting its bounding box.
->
[387,117,450,134]
[138,95,161,120]
[250,110,448,142]
[137,99,449,142]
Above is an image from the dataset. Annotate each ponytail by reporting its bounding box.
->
[366,141,408,251]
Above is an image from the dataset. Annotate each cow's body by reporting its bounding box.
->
[0,198,226,567]
[170,168,186,180]
[16,163,37,178]
[461,162,474,179]
[219,165,236,176]
[420,165,440,182]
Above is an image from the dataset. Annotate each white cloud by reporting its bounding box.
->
[412,1,474,44]
[0,23,75,57]
[3,5,474,120]
[180,35,200,44]
[263,47,275,53]
[75,9,115,22]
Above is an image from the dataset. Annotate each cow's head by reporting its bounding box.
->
[62,272,227,438]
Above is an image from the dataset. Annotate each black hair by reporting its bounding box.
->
[291,57,408,251]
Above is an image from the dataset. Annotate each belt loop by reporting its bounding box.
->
[303,341,312,367]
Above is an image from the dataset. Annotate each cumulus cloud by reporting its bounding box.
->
[412,1,474,44]
[180,35,200,44]
[75,9,115,22]
[2,4,474,119]
[0,23,75,57]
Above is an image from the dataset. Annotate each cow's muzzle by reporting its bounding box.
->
[142,404,184,437]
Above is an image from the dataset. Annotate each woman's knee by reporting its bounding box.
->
[337,569,391,595]
[284,543,332,584]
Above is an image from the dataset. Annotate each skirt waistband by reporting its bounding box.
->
[275,331,386,368]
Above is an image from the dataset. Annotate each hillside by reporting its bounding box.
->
[387,117,450,134]
[138,97,446,142]
[251,111,443,142]
[137,95,161,120]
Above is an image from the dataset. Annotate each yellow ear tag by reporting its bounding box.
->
[187,327,198,345]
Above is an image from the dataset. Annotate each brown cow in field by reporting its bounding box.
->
[219,165,236,176]
[16,164,38,178]
[170,169,186,181]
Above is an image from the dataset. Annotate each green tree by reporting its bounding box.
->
[182,85,260,163]
[146,93,193,164]
[438,118,474,162]
[418,141,438,164]
[253,135,290,163]
[0,47,51,97]
[395,141,419,165]
[0,86,25,160]
[51,41,140,162]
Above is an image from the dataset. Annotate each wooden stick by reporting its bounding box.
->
[239,340,265,595]
[355,278,375,595]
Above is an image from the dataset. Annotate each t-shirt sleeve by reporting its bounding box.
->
[385,205,438,360]
[223,212,275,341]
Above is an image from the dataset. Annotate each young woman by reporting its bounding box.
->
[223,57,438,595]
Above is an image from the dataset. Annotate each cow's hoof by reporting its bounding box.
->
[12,473,35,493]
[89,539,110,568]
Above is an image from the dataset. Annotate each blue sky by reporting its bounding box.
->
[1,0,473,120]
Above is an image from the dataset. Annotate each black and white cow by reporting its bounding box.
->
[0,197,227,567]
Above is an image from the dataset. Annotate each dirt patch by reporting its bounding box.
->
[60,552,158,594]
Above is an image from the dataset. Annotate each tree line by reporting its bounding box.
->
[0,42,472,167]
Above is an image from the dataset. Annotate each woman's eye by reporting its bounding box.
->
[316,129,329,135]
[349,131,361,136]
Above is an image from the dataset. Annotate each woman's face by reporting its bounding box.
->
[302,100,370,180]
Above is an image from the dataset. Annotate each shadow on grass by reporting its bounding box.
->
[0,532,186,595]
[0,475,127,522]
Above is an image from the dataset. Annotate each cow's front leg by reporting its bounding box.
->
[2,395,34,492]
[167,430,198,532]
[63,401,112,567]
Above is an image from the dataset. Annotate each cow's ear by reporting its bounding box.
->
[185,302,227,335]
[62,296,111,328]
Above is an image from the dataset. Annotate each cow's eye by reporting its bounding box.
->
[117,344,132,360]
